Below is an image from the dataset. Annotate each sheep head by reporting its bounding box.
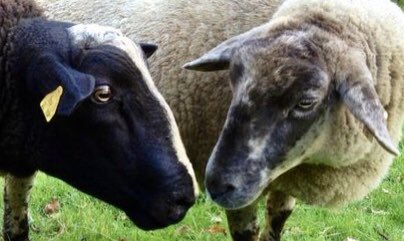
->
[8,19,197,229]
[184,26,398,209]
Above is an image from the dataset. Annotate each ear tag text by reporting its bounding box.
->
[40,86,63,122]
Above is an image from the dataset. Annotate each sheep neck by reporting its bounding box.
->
[0,0,43,175]
[0,0,43,116]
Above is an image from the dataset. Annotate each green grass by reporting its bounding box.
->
[1,1,403,240]
[395,0,404,7]
[0,143,402,241]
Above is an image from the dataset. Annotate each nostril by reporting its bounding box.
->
[166,198,190,222]
[207,180,237,200]
[165,195,195,222]
[225,183,236,192]
[167,205,187,222]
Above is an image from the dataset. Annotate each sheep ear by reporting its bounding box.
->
[337,67,399,156]
[183,43,233,71]
[28,54,95,121]
[140,43,158,58]
[183,24,267,71]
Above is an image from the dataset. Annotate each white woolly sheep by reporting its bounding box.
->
[0,0,197,240]
[38,0,404,240]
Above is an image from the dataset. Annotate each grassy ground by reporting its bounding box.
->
[0,142,402,241]
[1,1,404,241]
[396,0,404,7]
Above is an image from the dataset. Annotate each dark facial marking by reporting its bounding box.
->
[230,62,245,87]
[35,44,195,229]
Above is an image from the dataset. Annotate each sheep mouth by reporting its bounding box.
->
[124,200,192,230]
[207,154,301,210]
[205,169,269,209]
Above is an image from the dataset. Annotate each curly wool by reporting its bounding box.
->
[0,0,44,173]
[38,0,404,207]
[0,0,43,77]
[37,0,284,183]
[1,0,43,111]
[262,0,404,206]
[0,0,43,57]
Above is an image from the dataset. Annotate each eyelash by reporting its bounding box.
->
[289,99,318,118]
[296,99,317,110]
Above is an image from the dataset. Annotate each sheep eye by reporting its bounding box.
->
[296,99,316,110]
[92,85,112,104]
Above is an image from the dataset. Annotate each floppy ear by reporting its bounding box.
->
[337,51,399,156]
[27,53,95,121]
[140,43,158,58]
[183,25,268,71]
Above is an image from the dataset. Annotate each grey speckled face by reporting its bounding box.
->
[204,37,332,209]
[185,25,398,209]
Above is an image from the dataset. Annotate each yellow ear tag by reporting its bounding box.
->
[40,86,63,122]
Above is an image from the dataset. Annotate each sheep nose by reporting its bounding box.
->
[167,194,195,222]
[206,177,237,201]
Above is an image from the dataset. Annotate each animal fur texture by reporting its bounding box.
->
[0,0,199,240]
[38,0,404,206]
[185,0,404,239]
[258,0,404,207]
[0,1,43,161]
[36,0,285,184]
[38,0,403,240]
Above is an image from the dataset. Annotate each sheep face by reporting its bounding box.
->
[185,29,398,209]
[10,20,196,229]
[204,36,331,209]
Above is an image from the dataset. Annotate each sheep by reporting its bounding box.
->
[36,0,283,189]
[0,0,198,240]
[37,0,404,240]
[35,0,281,239]
[184,0,404,240]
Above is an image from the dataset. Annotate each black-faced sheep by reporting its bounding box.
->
[0,0,198,240]
[37,0,404,240]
